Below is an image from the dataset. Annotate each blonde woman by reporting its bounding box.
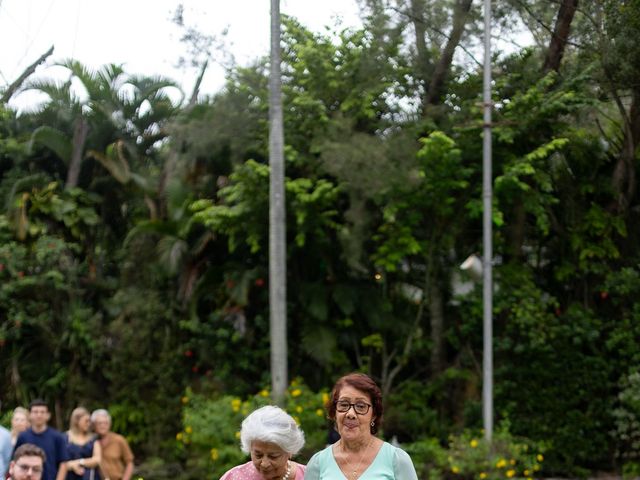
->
[10,407,30,446]
[65,407,101,480]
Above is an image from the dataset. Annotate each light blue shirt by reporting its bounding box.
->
[0,425,12,478]
[305,441,418,480]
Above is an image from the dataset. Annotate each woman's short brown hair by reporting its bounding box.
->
[326,372,383,434]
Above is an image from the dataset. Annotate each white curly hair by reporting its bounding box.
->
[240,405,305,455]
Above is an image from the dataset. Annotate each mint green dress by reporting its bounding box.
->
[305,441,418,480]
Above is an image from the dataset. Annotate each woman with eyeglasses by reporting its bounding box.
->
[305,373,418,480]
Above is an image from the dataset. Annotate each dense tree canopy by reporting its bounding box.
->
[2,1,640,478]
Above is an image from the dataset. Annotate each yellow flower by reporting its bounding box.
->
[259,389,269,397]
[524,470,530,476]
[176,432,183,441]
[470,439,479,448]
[210,448,219,461]
[185,426,193,434]
[496,459,507,469]
[316,408,324,416]
[509,459,516,465]
[322,393,330,404]
[235,431,241,439]
[181,396,189,404]
[231,398,242,412]
[295,406,303,413]
[292,389,302,397]
[451,466,460,474]
[479,473,487,479]
[506,470,516,478]
[533,465,540,472]
[536,454,544,462]
[291,379,299,387]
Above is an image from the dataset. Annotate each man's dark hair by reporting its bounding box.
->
[28,399,49,411]
[13,443,46,462]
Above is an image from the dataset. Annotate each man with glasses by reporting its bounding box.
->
[90,409,134,480]
[8,444,45,480]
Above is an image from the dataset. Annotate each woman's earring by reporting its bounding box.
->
[371,421,375,427]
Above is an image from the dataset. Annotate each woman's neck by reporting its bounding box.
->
[70,429,89,442]
[340,436,373,453]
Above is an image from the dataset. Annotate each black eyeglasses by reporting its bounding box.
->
[335,400,372,415]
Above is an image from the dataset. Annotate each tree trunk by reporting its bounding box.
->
[66,117,89,189]
[429,280,445,375]
[1,45,54,103]
[269,0,288,405]
[612,86,640,211]
[543,0,579,73]
[188,60,208,108]
[425,0,474,107]
[410,0,431,110]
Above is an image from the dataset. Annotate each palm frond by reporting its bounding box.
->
[28,126,72,163]
[86,141,131,184]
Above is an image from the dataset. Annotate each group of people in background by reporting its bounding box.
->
[3,372,417,480]
[222,372,419,480]
[0,401,133,480]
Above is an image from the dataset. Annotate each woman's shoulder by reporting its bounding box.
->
[381,441,418,479]
[374,441,413,464]
[292,461,306,479]
[308,444,334,464]
[220,461,255,480]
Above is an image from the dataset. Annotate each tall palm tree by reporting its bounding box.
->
[26,61,179,190]
[269,0,287,404]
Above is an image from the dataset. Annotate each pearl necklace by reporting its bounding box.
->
[281,461,292,480]
[338,439,372,480]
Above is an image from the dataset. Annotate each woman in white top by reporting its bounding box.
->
[305,373,418,480]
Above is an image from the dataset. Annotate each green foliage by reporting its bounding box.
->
[191,159,340,253]
[404,425,546,480]
[612,369,640,478]
[372,130,471,271]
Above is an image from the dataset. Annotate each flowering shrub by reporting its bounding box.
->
[177,378,330,479]
[405,424,547,480]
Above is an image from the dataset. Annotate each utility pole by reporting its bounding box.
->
[269,0,288,405]
[482,0,494,443]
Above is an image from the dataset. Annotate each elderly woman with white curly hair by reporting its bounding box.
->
[220,405,306,480]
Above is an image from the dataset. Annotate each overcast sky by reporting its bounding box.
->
[0,0,362,109]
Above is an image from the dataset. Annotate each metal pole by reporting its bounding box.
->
[269,0,288,405]
[482,0,493,443]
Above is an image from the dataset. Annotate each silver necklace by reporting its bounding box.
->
[339,439,372,480]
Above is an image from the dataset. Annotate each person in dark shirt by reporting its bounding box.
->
[15,400,69,480]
